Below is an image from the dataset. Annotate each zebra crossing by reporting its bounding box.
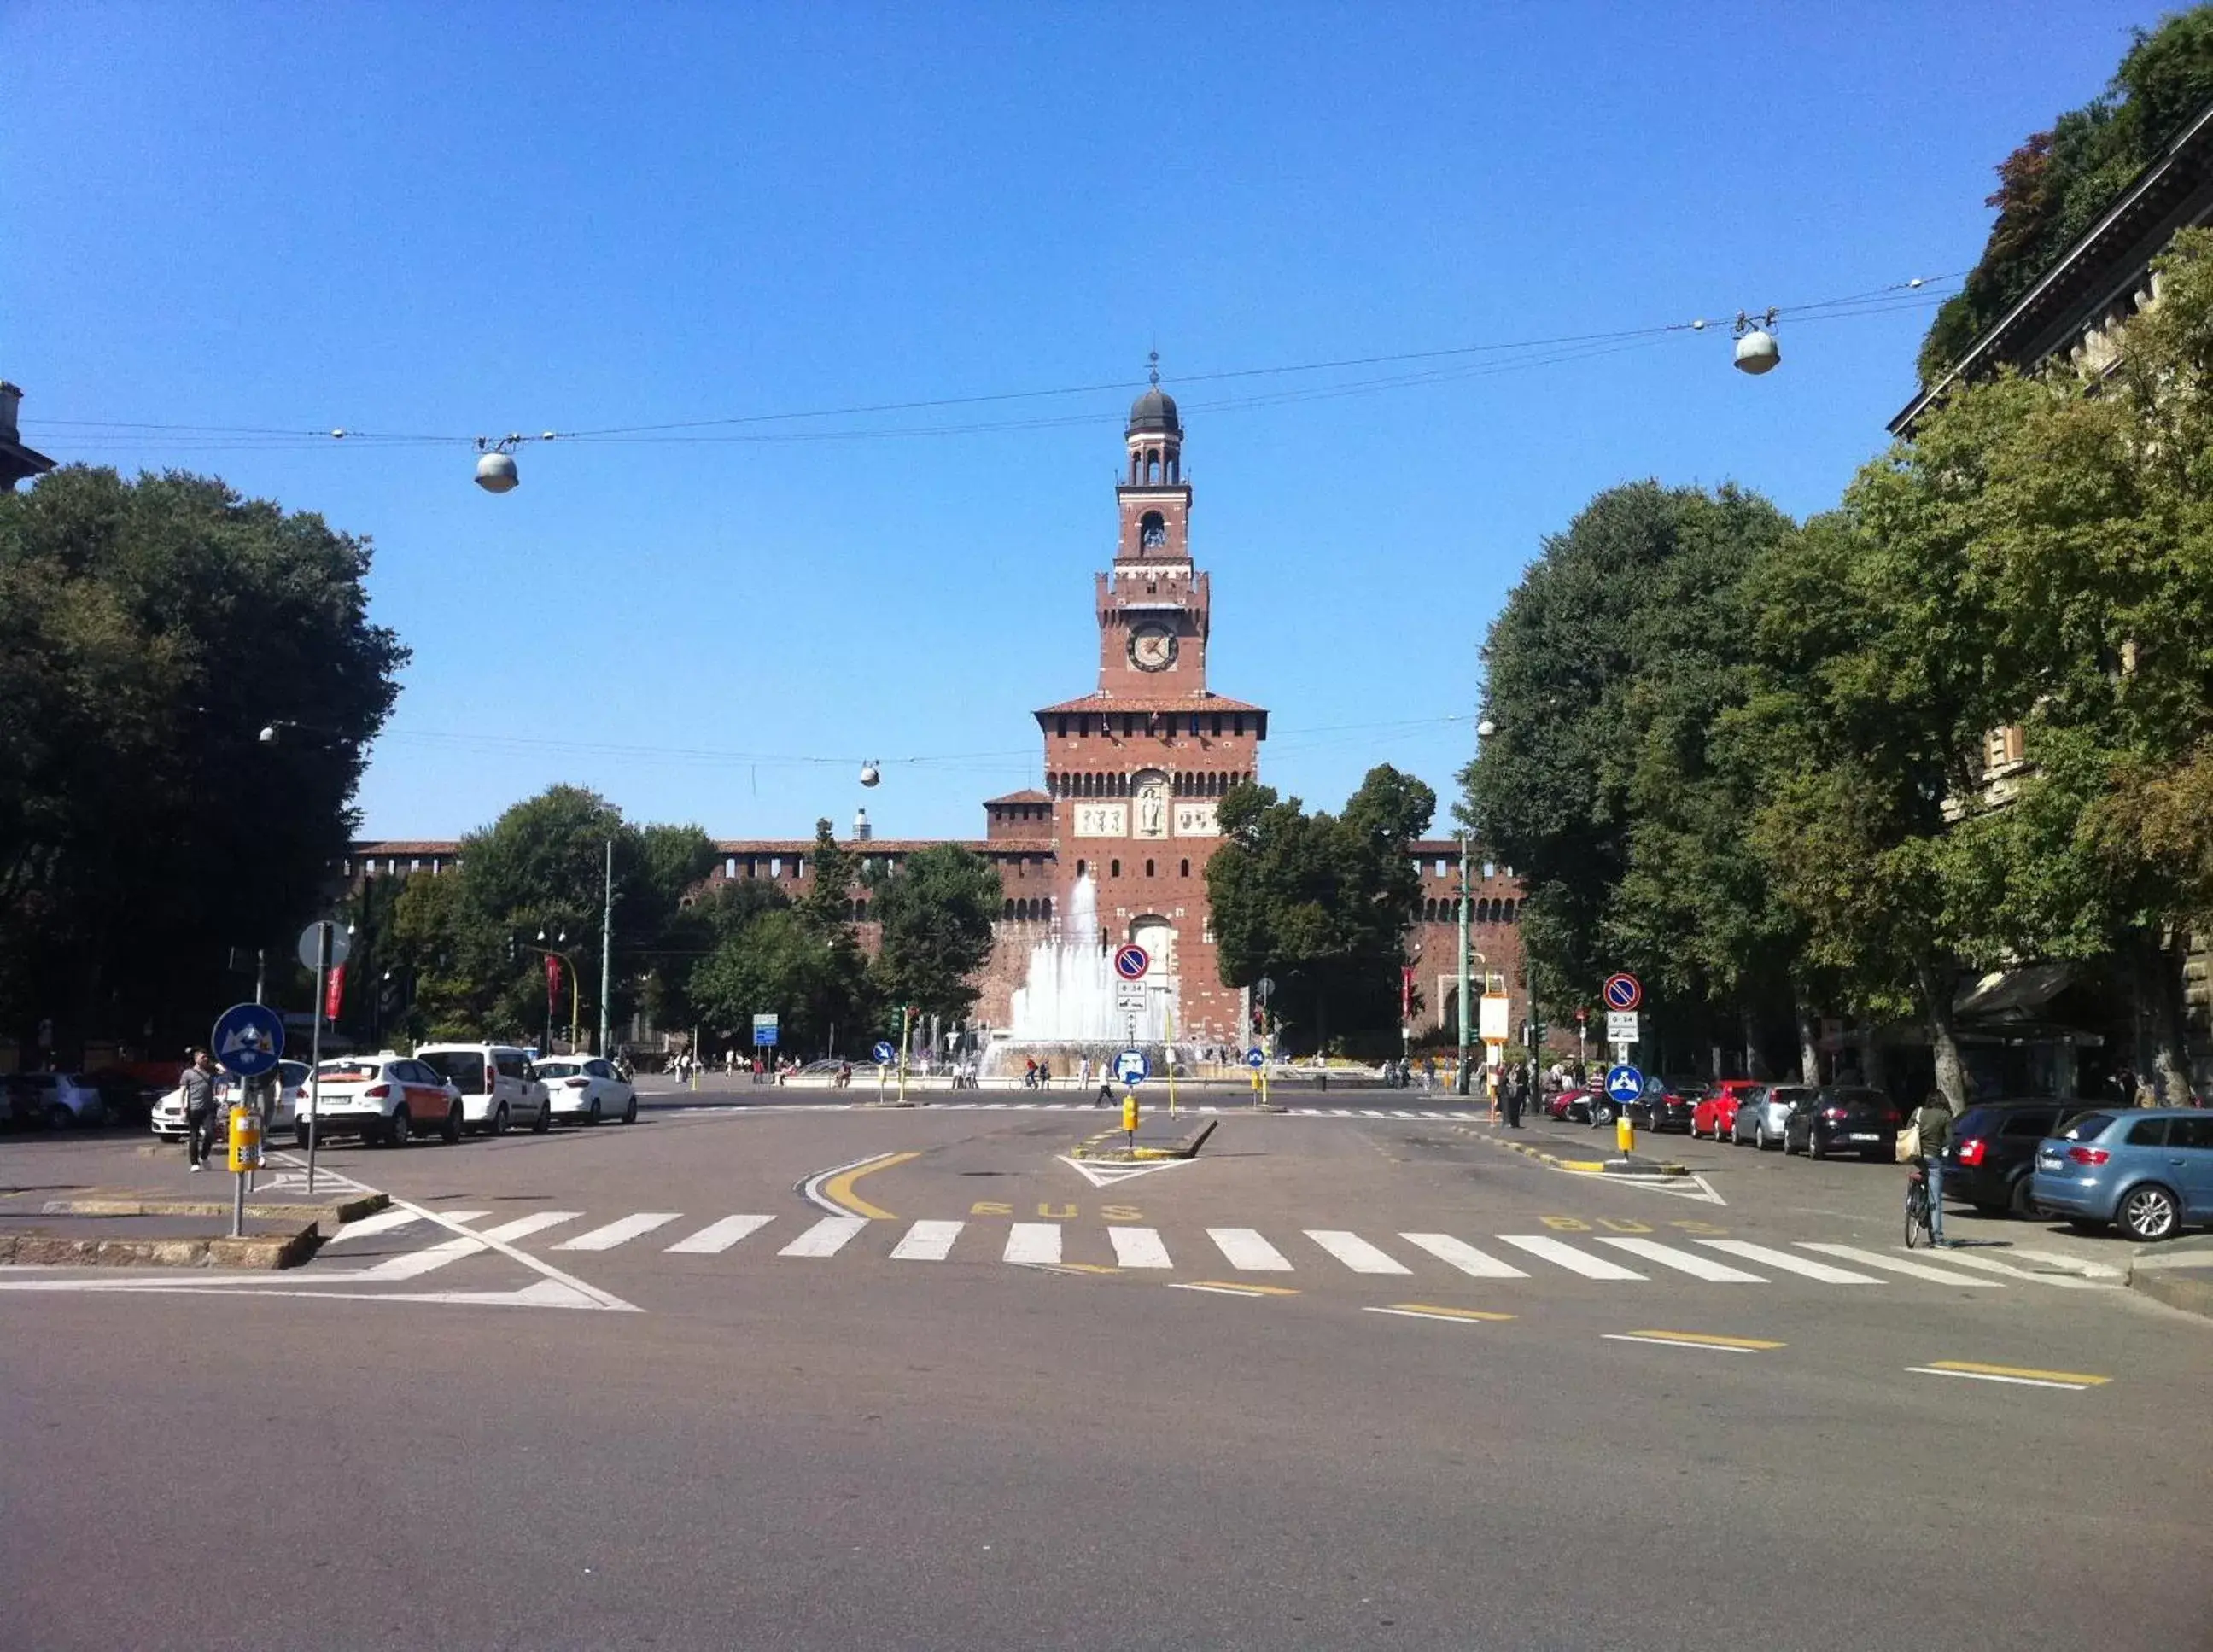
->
[317,1205,2085,1293]
[663,1100,1492,1118]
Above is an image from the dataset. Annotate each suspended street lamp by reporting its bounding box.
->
[1731,308,1781,375]
[473,431,559,493]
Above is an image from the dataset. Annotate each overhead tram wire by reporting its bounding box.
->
[26,271,1965,456]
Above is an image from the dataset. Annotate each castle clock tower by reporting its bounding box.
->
[1032,362,1268,1046]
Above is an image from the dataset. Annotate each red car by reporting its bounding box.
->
[1548,1088,1596,1122]
[1692,1078,1763,1141]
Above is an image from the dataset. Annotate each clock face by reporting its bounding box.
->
[1128,624,1179,672]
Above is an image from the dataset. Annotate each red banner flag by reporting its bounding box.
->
[546,954,563,1009]
[324,963,347,1023]
[1401,966,1416,1019]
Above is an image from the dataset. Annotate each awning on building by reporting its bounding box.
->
[1953,963,2076,1024]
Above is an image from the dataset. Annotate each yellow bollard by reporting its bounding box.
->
[1122,1090,1139,1149]
[226,1105,263,1175]
[1616,1111,1635,1157]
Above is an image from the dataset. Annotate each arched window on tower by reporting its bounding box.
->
[1141,510,1165,550]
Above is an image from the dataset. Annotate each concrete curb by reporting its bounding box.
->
[2127,1246,2213,1318]
[0,1220,321,1270]
[1073,1118,1217,1162]
[39,1190,387,1223]
[1467,1129,1687,1177]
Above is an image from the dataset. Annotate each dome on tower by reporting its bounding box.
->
[1127,382,1180,435]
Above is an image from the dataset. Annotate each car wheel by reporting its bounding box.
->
[1807,1131,1824,1161]
[295,1127,311,1150]
[2118,1183,2180,1243]
[531,1100,551,1135]
[385,1109,408,1148]
[1756,1123,1774,1151]
[2008,1174,2040,1220]
[588,1100,603,1127]
[441,1104,462,1144]
[1592,1103,1614,1125]
[491,1103,510,1137]
[622,1096,637,1125]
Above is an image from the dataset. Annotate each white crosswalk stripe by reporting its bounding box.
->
[1597,1237,1766,1282]
[1399,1233,1529,1279]
[891,1220,964,1262]
[326,1207,482,1243]
[1893,1247,2110,1289]
[1004,1223,1062,1265]
[1794,1242,2004,1287]
[1497,1235,1648,1280]
[353,1210,577,1280]
[665,1215,775,1255]
[1108,1226,1172,1269]
[1697,1240,1881,1284]
[1305,1230,1411,1275]
[1207,1227,1294,1271]
[779,1216,869,1258]
[555,1212,682,1252]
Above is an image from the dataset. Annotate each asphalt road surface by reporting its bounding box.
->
[3,1090,2207,1650]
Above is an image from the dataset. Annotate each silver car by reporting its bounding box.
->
[1731,1083,1815,1150]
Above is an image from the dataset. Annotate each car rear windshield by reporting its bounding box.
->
[1768,1088,1813,1104]
[1828,1089,1889,1107]
[536,1062,581,1078]
[2056,1112,2112,1142]
[417,1050,490,1092]
[316,1060,382,1082]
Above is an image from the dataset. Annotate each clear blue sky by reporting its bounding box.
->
[1,2,2162,844]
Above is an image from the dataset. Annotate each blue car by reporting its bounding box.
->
[2028,1108,2213,1242]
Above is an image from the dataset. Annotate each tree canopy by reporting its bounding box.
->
[0,466,405,1053]
[867,844,1002,1026]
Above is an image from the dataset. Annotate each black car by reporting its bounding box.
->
[1941,1097,2091,1217]
[1782,1085,1902,1160]
[1628,1079,1704,1133]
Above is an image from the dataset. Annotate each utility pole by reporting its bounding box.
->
[598,838,614,1058]
[1457,831,1472,1094]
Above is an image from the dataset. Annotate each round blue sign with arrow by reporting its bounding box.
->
[1244,1047,1265,1069]
[1603,1064,1644,1106]
[1113,944,1150,982]
[211,1002,285,1077]
[872,1040,896,1064]
[1114,1048,1150,1086]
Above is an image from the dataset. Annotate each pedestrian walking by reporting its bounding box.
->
[181,1048,220,1172]
[1910,1091,1954,1246]
[1077,1054,1094,1091]
[1484,1063,1501,1124]
[1504,1062,1527,1129]
[1036,1056,1051,1091]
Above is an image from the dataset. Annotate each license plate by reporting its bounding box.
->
[1848,1132,1877,1141]
[2037,1151,2060,1170]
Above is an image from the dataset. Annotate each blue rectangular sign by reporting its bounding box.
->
[753,1027,780,1047]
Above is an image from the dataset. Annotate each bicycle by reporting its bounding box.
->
[1904,1165,1935,1249]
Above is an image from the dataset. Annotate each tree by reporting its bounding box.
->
[867,844,1002,1026]
[1206,765,1434,1054]
[0,467,405,1054]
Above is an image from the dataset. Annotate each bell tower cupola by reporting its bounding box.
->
[1116,353,1192,569]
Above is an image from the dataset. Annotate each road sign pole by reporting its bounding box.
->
[307,925,328,1194]
[1166,997,1177,1119]
[898,1006,910,1105]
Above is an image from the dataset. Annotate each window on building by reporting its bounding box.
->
[1144,859,1155,877]
[1436,858,1448,877]
[1232,715,1244,736]
[1076,859,1086,878]
[1180,858,1189,877]
[1111,859,1121,878]
[1057,716,1069,738]
[770,857,783,878]
[1212,715,1223,737]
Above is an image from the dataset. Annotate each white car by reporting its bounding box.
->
[8,1072,105,1130]
[296,1054,464,1147]
[533,1056,638,1126]
[414,1043,552,1136]
[151,1062,307,1141]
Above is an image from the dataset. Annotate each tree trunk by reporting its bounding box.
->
[1794,984,1819,1084]
[1741,1005,1768,1079]
[1917,957,1967,1108]
[2126,927,2192,1106]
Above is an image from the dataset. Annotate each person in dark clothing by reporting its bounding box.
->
[1503,1062,1527,1128]
[1911,1092,1955,1246]
[181,1048,220,1171]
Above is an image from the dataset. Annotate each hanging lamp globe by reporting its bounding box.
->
[859,760,882,788]
[1733,329,1781,375]
[475,449,519,493]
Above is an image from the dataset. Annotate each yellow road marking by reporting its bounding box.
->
[820,1152,919,1219]
[1921,1359,2110,1386]
[1606,1330,1785,1352]
[1366,1304,1517,1323]
[1168,1281,1300,1298]
[1056,1262,1121,1275]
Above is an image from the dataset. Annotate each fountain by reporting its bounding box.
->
[986,874,1178,1078]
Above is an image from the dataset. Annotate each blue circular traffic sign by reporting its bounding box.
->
[1603,1064,1644,1105]
[1114,1048,1150,1086]
[1113,944,1150,982]
[872,1040,896,1064]
[211,1002,285,1077]
[1602,973,1642,1012]
[1244,1047,1265,1070]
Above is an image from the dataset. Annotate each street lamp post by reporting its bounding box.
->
[1458,716,1498,1095]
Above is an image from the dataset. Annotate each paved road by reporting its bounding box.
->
[3,1102,2206,1649]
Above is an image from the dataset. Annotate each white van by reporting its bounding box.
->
[413,1044,551,1135]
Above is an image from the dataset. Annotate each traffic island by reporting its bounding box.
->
[36,1187,388,1223]
[1072,1116,1216,1162]
[1464,1128,1687,1177]
[0,1213,323,1270]
[2128,1240,2213,1319]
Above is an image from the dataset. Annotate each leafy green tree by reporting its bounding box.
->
[0,466,405,1054]
[867,844,1002,1027]
[1207,764,1434,1054]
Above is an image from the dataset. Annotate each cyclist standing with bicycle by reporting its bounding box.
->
[1910,1091,1955,1246]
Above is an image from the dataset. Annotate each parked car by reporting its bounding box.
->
[534,1056,638,1126]
[1549,1088,1595,1122]
[415,1043,552,1136]
[1731,1083,1815,1149]
[1692,1078,1763,1141]
[3,1072,106,1130]
[1629,1078,1704,1134]
[295,1054,464,1147]
[2029,1108,2213,1241]
[151,1060,308,1141]
[1941,1098,2090,1217]
[1782,1085,1901,1159]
